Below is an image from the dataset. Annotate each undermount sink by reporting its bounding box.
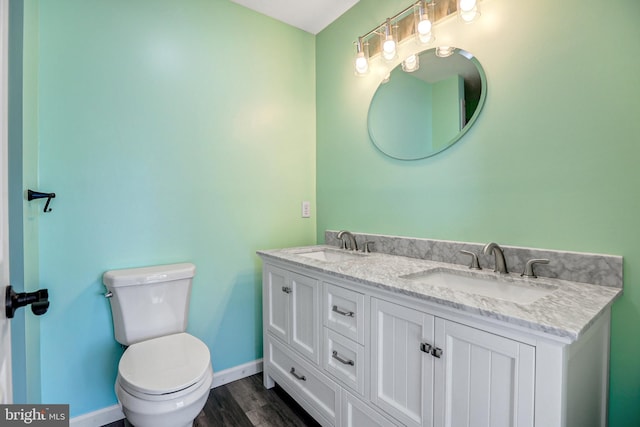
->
[400,268,557,305]
[296,248,365,262]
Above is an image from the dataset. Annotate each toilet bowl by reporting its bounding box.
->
[115,333,213,427]
[103,263,212,427]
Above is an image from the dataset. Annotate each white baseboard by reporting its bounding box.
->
[70,359,263,427]
[69,404,124,427]
[211,358,263,388]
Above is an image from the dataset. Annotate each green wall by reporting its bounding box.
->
[17,0,316,417]
[316,0,640,425]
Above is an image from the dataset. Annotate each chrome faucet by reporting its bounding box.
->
[337,230,358,251]
[483,242,508,274]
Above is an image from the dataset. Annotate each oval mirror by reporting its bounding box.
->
[367,48,487,160]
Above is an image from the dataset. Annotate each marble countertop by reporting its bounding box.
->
[257,245,622,342]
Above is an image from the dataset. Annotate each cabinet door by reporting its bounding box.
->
[290,272,321,364]
[264,266,290,343]
[371,298,435,427]
[434,320,535,427]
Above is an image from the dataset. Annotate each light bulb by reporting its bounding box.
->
[381,19,397,62]
[459,0,477,12]
[417,18,432,36]
[415,1,435,45]
[353,37,369,76]
[458,0,480,22]
[383,37,397,61]
[354,52,369,74]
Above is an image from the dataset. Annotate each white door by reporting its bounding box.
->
[433,320,535,427]
[371,298,435,427]
[0,0,13,404]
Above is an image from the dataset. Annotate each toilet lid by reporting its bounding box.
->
[118,333,211,395]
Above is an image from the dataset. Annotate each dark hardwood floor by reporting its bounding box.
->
[102,373,321,427]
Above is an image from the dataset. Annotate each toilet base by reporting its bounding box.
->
[124,418,193,427]
[116,364,213,427]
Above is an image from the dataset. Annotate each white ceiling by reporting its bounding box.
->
[230,0,360,34]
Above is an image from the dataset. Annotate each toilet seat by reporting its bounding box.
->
[118,333,211,398]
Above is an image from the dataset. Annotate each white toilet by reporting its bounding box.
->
[103,263,213,427]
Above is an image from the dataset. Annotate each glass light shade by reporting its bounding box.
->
[415,1,435,44]
[458,0,480,22]
[381,19,398,62]
[354,52,369,75]
[382,38,397,61]
[401,54,419,72]
[354,38,369,75]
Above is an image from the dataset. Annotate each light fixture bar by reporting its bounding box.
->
[356,0,465,60]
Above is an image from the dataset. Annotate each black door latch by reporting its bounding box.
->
[5,286,50,318]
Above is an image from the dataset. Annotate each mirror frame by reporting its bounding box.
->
[367,48,488,161]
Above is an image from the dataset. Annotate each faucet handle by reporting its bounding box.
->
[362,241,374,253]
[460,250,481,270]
[521,259,550,278]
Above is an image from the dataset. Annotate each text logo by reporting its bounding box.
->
[0,405,69,426]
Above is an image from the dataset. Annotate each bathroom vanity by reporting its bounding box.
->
[258,233,622,427]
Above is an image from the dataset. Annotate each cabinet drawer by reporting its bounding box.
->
[324,282,365,344]
[323,328,365,395]
[267,337,340,425]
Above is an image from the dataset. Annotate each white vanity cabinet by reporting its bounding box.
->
[261,259,612,427]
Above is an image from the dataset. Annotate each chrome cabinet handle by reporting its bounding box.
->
[420,342,442,358]
[282,286,292,294]
[332,350,355,366]
[332,305,354,317]
[290,367,306,381]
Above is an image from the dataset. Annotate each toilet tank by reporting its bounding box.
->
[103,263,196,345]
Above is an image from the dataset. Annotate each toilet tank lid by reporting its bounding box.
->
[103,263,196,288]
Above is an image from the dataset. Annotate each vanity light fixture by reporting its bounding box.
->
[352,0,481,77]
[458,0,480,23]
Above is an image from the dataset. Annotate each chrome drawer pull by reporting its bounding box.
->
[290,367,306,381]
[282,286,292,294]
[332,305,354,317]
[332,350,355,366]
